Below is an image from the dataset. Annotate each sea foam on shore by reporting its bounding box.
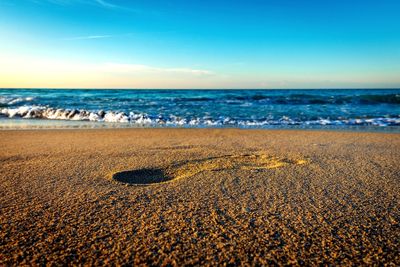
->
[1,105,399,127]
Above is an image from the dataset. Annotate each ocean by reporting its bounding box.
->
[0,89,399,131]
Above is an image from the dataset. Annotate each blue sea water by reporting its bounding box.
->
[0,89,399,130]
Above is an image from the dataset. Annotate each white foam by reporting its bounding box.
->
[0,105,399,127]
[0,97,35,105]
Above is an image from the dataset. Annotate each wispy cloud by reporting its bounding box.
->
[91,0,142,12]
[101,63,214,76]
[31,0,135,11]
[62,32,133,41]
[94,0,117,9]
[0,55,214,77]
[30,0,161,16]
[63,34,112,40]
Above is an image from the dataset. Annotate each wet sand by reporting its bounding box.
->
[0,129,399,265]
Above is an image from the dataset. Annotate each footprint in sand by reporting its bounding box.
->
[111,154,308,185]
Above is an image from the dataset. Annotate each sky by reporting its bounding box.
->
[0,0,399,89]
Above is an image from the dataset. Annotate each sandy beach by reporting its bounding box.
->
[0,129,399,265]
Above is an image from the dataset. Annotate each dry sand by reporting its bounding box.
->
[0,129,399,265]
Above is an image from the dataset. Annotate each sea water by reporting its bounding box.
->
[0,89,399,131]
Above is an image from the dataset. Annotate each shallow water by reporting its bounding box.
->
[0,89,399,130]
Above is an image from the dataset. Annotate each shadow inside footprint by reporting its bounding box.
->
[112,168,171,185]
[111,154,308,186]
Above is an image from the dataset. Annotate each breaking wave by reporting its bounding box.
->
[1,105,399,127]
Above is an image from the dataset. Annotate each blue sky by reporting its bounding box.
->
[0,0,399,88]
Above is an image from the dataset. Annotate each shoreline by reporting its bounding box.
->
[1,121,400,133]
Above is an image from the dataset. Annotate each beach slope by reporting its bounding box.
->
[0,129,399,265]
